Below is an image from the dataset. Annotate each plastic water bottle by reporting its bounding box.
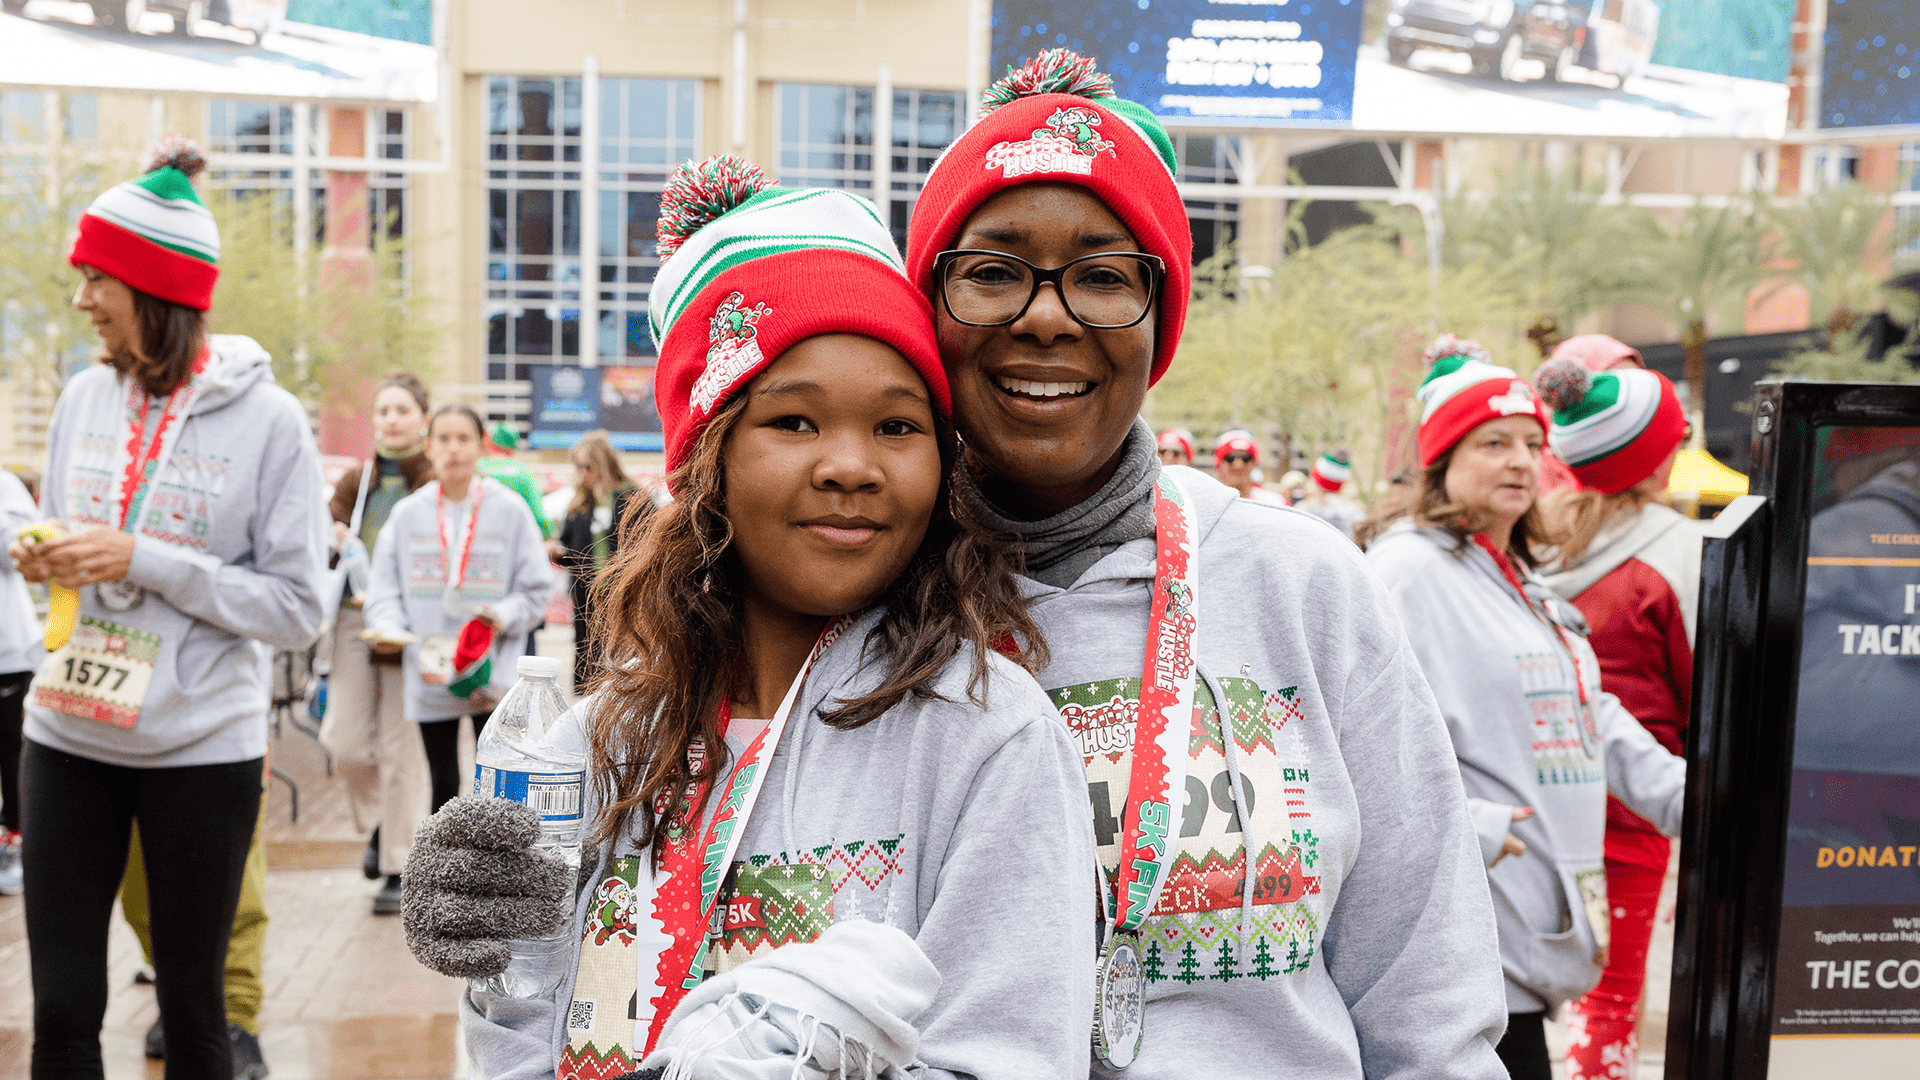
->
[471,654,580,999]
[339,535,371,596]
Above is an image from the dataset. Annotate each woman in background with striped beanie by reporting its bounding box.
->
[1532,357,1697,1080]
[1362,336,1687,1080]
[8,138,329,1079]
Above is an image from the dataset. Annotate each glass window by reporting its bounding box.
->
[486,74,699,413]
[1175,135,1240,265]
[1897,144,1920,271]
[370,109,408,243]
[63,94,97,147]
[204,100,326,241]
[776,83,963,249]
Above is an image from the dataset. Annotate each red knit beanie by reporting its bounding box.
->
[905,49,1192,385]
[649,157,948,471]
[1415,334,1551,467]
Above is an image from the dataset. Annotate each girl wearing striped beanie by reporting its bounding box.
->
[1533,357,1697,1080]
[407,157,1095,1079]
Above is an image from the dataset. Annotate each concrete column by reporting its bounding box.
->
[318,106,374,459]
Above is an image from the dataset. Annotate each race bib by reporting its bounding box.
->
[34,615,160,728]
[418,633,455,686]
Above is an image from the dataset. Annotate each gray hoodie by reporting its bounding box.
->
[1367,524,1685,1012]
[463,609,1099,1080]
[361,477,553,722]
[1021,469,1507,1080]
[24,336,329,768]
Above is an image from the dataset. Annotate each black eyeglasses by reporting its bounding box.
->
[933,249,1165,329]
[1221,453,1253,465]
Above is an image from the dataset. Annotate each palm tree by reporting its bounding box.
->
[1436,165,1649,357]
[1632,199,1770,398]
[1762,183,1920,339]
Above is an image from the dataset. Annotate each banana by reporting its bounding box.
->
[18,521,76,651]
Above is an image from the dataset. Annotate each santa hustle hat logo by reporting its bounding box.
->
[1488,381,1539,417]
[690,291,772,416]
[985,105,1118,179]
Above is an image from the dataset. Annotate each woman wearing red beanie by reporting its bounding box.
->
[905,50,1506,1078]
[1533,357,1697,1080]
[1363,338,1687,1080]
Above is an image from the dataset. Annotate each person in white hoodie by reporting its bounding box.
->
[362,402,552,822]
[7,139,329,1079]
[1360,336,1686,1080]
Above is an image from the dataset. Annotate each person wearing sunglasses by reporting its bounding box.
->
[1155,428,1195,467]
[904,49,1507,1079]
[1212,429,1287,506]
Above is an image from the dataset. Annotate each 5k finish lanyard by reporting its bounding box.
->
[435,481,485,601]
[110,348,211,534]
[1095,469,1200,1070]
[639,619,842,1055]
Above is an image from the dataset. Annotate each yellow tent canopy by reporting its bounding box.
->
[1668,446,1749,505]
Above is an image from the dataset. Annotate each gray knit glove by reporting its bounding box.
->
[402,796,575,978]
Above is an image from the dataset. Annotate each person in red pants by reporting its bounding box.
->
[1535,353,1697,1080]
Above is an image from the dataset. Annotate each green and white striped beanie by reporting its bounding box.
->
[68,137,220,311]
[1533,356,1688,495]
[648,155,947,470]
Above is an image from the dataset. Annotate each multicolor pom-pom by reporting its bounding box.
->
[980,47,1115,115]
[1423,332,1492,366]
[655,155,777,259]
[145,134,207,179]
[1532,356,1594,414]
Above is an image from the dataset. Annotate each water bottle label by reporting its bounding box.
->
[475,766,585,823]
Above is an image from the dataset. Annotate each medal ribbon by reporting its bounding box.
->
[637,618,844,1054]
[109,348,211,534]
[1108,470,1199,934]
[434,480,486,595]
[1471,533,1588,706]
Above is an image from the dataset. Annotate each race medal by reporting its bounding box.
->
[34,615,161,728]
[96,580,146,612]
[1093,933,1147,1068]
[418,633,457,685]
[1087,469,1202,1070]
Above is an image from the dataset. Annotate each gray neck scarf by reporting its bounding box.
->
[954,418,1161,589]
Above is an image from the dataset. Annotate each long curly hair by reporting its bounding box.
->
[584,393,1047,856]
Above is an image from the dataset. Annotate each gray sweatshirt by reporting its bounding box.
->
[463,609,1099,1080]
[1367,524,1686,1011]
[1019,469,1507,1080]
[24,336,329,768]
[362,477,553,722]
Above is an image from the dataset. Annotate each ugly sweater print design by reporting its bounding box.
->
[1052,674,1325,986]
[65,428,232,549]
[1520,646,1605,786]
[559,835,911,1080]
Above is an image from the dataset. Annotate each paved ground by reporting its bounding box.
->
[0,622,581,1080]
[0,621,1677,1079]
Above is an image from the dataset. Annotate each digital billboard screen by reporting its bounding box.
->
[0,0,437,102]
[993,0,1364,126]
[991,0,1792,138]
[1819,0,1920,130]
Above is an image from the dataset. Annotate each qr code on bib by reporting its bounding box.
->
[567,998,595,1032]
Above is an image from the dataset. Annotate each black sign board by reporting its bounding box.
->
[1668,381,1920,1079]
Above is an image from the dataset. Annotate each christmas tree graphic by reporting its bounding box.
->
[1143,939,1164,982]
[1174,942,1204,985]
[1250,937,1277,980]
[1212,938,1237,982]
